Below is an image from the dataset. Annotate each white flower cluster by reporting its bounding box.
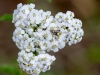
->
[18,50,55,75]
[12,3,84,75]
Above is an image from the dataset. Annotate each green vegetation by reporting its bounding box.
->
[87,45,100,63]
[0,63,26,75]
[0,14,12,21]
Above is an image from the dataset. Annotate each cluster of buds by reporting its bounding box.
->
[12,3,84,75]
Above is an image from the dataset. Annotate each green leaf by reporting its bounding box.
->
[0,64,15,73]
[0,63,27,75]
[0,14,12,21]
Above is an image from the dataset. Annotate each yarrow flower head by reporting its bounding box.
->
[12,3,84,75]
[17,50,56,75]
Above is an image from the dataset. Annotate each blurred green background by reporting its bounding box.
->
[0,0,100,75]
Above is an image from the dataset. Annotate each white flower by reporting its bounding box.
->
[17,3,22,9]
[33,32,44,40]
[12,3,84,51]
[28,3,35,11]
[26,28,33,35]
[12,10,19,23]
[42,11,51,18]
[12,3,84,75]
[63,14,72,23]
[20,5,29,14]
[16,12,27,21]
[51,40,59,52]
[72,19,82,28]
[55,12,64,22]
[17,51,56,75]
[39,9,44,14]
[39,40,47,51]
[66,11,74,18]
[43,16,53,28]
[42,30,52,40]
[48,23,57,30]
[15,20,26,28]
